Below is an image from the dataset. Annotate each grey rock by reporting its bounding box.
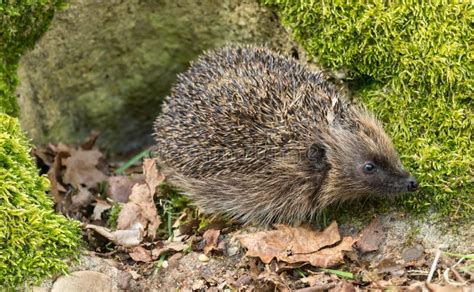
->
[51,271,112,292]
[17,0,295,155]
[402,245,424,262]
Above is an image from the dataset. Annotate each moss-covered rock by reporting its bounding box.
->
[0,1,66,116]
[16,0,295,155]
[263,0,473,218]
[0,1,81,287]
[0,113,81,288]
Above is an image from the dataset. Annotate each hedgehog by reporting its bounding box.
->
[153,46,418,226]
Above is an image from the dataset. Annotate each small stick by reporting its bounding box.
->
[443,268,467,286]
[443,256,468,286]
[427,249,441,283]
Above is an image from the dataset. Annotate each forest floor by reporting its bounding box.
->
[33,135,473,291]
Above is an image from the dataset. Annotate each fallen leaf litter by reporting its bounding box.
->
[32,139,474,291]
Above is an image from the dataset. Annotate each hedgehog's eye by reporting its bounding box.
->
[363,162,376,174]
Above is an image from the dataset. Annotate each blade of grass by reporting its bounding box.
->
[115,148,151,174]
[459,265,474,273]
[319,268,354,279]
[295,268,306,278]
[167,210,173,240]
[155,254,167,272]
[443,252,474,259]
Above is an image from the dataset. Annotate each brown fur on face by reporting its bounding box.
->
[153,45,417,226]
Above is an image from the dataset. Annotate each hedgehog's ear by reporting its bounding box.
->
[306,143,328,171]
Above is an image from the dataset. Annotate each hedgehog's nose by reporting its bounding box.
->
[406,176,418,192]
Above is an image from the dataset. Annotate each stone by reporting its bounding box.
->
[198,254,210,262]
[17,0,295,155]
[51,271,113,292]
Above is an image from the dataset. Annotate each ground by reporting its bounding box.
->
[31,138,473,291]
[2,1,472,290]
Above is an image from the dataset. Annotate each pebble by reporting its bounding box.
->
[161,260,169,269]
[198,254,209,262]
[401,245,424,262]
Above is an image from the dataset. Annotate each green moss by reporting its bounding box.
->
[0,113,81,288]
[0,1,66,115]
[0,2,79,285]
[263,0,473,218]
[107,203,122,230]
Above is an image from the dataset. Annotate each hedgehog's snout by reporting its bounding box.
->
[406,176,418,192]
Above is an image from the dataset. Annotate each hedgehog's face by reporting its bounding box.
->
[351,154,418,195]
[315,112,418,202]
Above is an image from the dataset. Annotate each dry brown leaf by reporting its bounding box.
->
[376,258,404,276]
[117,203,143,230]
[329,282,356,292]
[51,142,71,153]
[295,284,336,291]
[46,150,70,204]
[305,236,354,267]
[47,170,62,204]
[133,159,163,238]
[107,175,144,203]
[47,158,66,203]
[32,146,54,167]
[86,223,144,247]
[407,282,469,292]
[129,183,160,238]
[92,200,112,221]
[234,274,253,288]
[425,283,466,292]
[240,222,340,263]
[257,269,290,292]
[355,216,384,253]
[299,274,332,287]
[71,186,93,210]
[80,130,100,150]
[203,229,221,255]
[116,159,163,241]
[129,246,152,263]
[63,149,107,188]
[143,158,163,191]
[239,222,354,268]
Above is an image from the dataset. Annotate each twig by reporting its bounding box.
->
[452,256,465,269]
[295,283,336,292]
[427,249,441,283]
[406,269,429,276]
[444,268,467,286]
[443,256,468,286]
